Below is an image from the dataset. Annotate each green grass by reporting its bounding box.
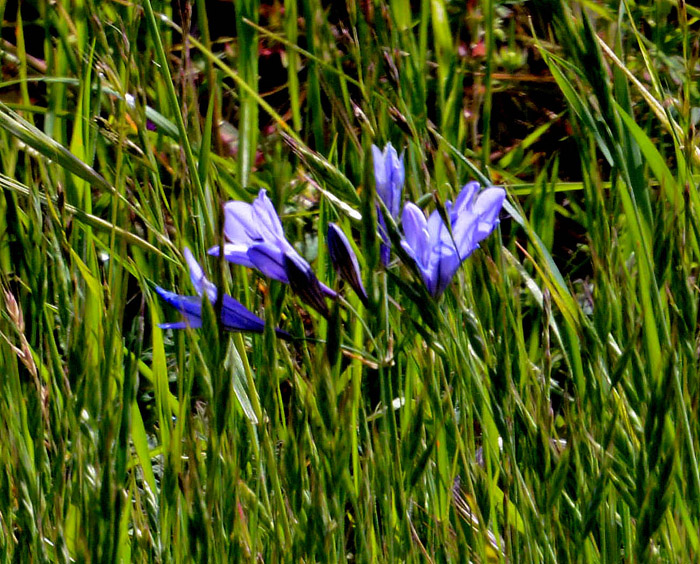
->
[1,0,699,561]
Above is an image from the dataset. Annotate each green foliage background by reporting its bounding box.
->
[1,0,699,561]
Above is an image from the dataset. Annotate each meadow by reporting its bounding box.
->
[1,0,699,561]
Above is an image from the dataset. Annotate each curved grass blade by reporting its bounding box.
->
[0,173,173,260]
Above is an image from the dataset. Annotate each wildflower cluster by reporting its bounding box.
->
[156,191,366,334]
[155,248,290,338]
[373,144,506,297]
[156,144,505,334]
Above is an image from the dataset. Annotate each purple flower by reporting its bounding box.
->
[155,248,290,338]
[283,252,333,318]
[372,143,405,264]
[327,223,369,307]
[400,183,506,297]
[372,143,404,219]
[208,189,337,306]
[184,247,217,302]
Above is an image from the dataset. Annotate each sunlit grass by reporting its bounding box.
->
[0,0,699,561]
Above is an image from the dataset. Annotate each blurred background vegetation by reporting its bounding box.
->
[1,0,699,561]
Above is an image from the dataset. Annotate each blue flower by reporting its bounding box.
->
[372,143,405,264]
[155,248,290,338]
[400,183,506,297]
[282,252,333,318]
[327,223,369,307]
[208,189,337,309]
[372,143,404,219]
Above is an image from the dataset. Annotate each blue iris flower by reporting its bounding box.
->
[208,189,337,314]
[372,143,404,264]
[155,248,290,338]
[400,182,506,297]
[327,223,369,307]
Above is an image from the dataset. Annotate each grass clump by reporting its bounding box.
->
[1,0,699,561]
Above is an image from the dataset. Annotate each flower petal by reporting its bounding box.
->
[247,243,289,283]
[402,202,430,267]
[473,187,506,241]
[376,210,393,266]
[327,223,369,306]
[431,245,461,297]
[372,144,389,195]
[209,243,256,268]
[387,147,404,217]
[452,181,480,221]
[373,143,404,219]
[221,295,265,332]
[184,247,217,302]
[155,286,203,317]
[318,281,338,299]
[154,286,204,328]
[223,200,259,244]
[155,279,290,338]
[159,320,199,330]
[252,189,286,241]
[452,213,479,260]
[426,209,445,240]
[283,252,331,318]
